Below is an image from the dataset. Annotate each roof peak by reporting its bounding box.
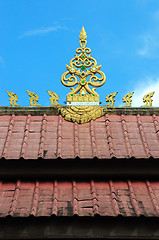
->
[79,26,87,41]
[0,105,159,118]
[61,27,106,107]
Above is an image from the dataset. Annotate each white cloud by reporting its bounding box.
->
[137,34,159,58]
[19,25,71,39]
[132,77,159,107]
[137,9,159,58]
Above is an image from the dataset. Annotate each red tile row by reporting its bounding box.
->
[0,114,159,159]
[0,180,159,217]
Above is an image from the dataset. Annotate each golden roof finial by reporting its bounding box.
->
[47,91,59,106]
[122,92,134,107]
[61,27,106,105]
[27,90,41,106]
[106,92,118,107]
[6,91,19,106]
[143,92,155,107]
[79,26,87,41]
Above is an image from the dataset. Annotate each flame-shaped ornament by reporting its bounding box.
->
[61,27,106,106]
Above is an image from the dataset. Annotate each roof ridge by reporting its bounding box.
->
[1,114,15,159]
[90,120,97,158]
[109,180,120,216]
[127,180,141,217]
[137,114,151,158]
[72,181,78,216]
[146,181,159,216]
[74,122,79,158]
[52,180,58,216]
[38,114,47,158]
[105,114,115,158]
[30,181,39,216]
[90,180,99,216]
[20,114,31,159]
[121,114,133,158]
[57,115,62,158]
[8,180,21,216]
[152,114,159,142]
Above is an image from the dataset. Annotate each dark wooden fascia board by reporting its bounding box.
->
[0,158,159,180]
[0,216,159,239]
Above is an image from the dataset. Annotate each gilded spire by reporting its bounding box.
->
[61,27,106,105]
[79,26,87,41]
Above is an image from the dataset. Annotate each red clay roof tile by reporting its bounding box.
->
[0,180,158,217]
[0,114,159,159]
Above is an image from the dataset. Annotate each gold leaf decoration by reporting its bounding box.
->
[47,91,59,106]
[143,92,155,107]
[122,92,134,107]
[6,91,19,106]
[60,106,104,124]
[61,26,106,104]
[26,90,41,106]
[106,92,118,107]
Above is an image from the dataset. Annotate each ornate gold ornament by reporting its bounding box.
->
[60,106,104,124]
[106,92,118,107]
[61,26,106,105]
[6,91,19,106]
[60,27,106,123]
[122,92,134,107]
[3,28,156,124]
[143,92,155,107]
[27,90,41,106]
[47,91,59,106]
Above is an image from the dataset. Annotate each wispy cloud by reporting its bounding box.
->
[137,9,159,58]
[132,77,159,107]
[19,25,73,39]
[137,33,159,58]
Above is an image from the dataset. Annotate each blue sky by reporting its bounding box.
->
[1,0,159,107]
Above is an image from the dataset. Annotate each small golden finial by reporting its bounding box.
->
[143,92,155,107]
[122,92,134,107]
[6,91,19,106]
[106,92,118,107]
[47,91,59,106]
[26,90,41,106]
[61,27,106,105]
[79,26,87,41]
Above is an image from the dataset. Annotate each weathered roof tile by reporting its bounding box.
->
[0,114,159,159]
[0,180,158,217]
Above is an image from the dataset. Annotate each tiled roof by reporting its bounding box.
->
[0,180,159,217]
[0,113,159,159]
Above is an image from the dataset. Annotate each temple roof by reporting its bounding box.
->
[0,107,159,220]
[1,107,159,160]
[0,179,159,217]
